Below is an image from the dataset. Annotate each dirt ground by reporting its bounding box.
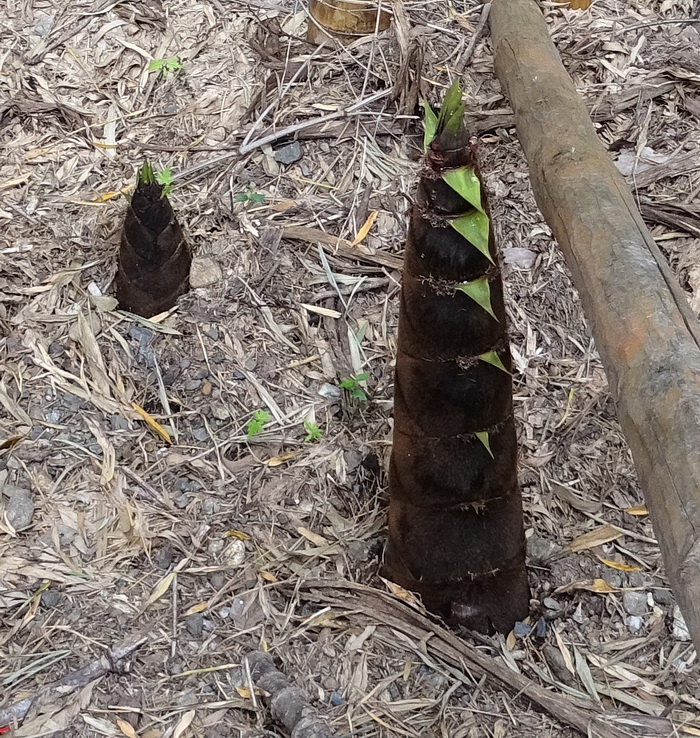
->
[2,0,700,736]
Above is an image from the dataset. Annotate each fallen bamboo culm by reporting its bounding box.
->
[490,0,700,653]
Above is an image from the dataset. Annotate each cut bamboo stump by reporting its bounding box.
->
[307,0,390,45]
[491,0,700,653]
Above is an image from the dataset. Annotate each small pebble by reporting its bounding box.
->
[154,547,173,570]
[330,692,344,707]
[672,605,691,641]
[44,410,61,424]
[626,615,644,633]
[526,535,559,564]
[174,494,190,509]
[4,486,35,531]
[513,621,533,638]
[40,590,61,609]
[543,597,560,611]
[185,614,204,637]
[273,141,303,165]
[318,383,342,403]
[572,602,587,624]
[653,589,673,606]
[535,617,547,638]
[190,256,222,288]
[192,427,209,442]
[622,590,647,616]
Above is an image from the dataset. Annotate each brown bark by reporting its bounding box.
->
[491,0,700,653]
[383,112,529,634]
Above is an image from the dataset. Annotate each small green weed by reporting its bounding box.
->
[339,372,370,402]
[303,421,323,442]
[246,409,270,440]
[148,57,183,77]
[234,188,266,205]
[155,166,174,195]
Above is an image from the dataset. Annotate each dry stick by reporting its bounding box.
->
[301,580,678,738]
[245,651,335,738]
[456,2,492,73]
[490,0,700,654]
[0,635,147,730]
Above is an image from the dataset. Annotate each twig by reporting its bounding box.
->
[456,2,492,72]
[245,651,335,738]
[0,635,147,730]
[239,88,393,155]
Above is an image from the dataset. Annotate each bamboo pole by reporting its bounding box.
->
[490,0,700,653]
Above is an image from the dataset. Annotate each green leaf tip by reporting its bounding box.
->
[422,100,438,152]
[139,160,154,185]
[478,350,511,375]
[442,167,484,213]
[450,212,491,262]
[438,79,463,129]
[456,277,498,322]
[475,431,494,458]
[422,80,465,150]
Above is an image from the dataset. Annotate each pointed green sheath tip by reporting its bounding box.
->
[456,276,499,322]
[478,350,511,374]
[475,431,494,458]
[450,212,491,262]
[139,160,154,185]
[423,100,438,152]
[437,79,463,129]
[442,167,484,213]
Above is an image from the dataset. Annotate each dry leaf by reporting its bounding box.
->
[185,602,208,616]
[351,210,378,245]
[300,303,342,318]
[566,524,623,552]
[553,628,575,674]
[597,556,641,572]
[117,718,138,738]
[225,530,250,540]
[556,578,617,594]
[381,577,422,606]
[264,449,303,467]
[172,709,195,738]
[297,526,328,546]
[131,401,172,444]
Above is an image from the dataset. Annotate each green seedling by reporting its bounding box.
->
[148,57,183,77]
[246,409,270,440]
[303,421,323,442]
[339,372,370,402]
[234,188,266,205]
[155,166,174,195]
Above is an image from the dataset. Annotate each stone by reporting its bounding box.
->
[672,606,691,642]
[622,590,647,616]
[190,256,222,288]
[4,486,34,531]
[626,615,644,633]
[41,590,61,609]
[273,141,303,165]
[526,535,559,564]
[185,613,204,637]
